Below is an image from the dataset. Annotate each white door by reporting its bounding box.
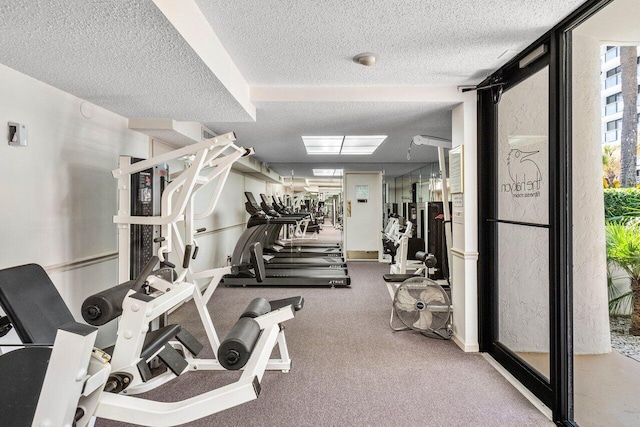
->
[344,172,383,260]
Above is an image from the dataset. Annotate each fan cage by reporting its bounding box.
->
[392,277,452,337]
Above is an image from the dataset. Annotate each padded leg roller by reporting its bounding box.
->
[241,298,271,318]
[81,281,134,326]
[218,318,260,370]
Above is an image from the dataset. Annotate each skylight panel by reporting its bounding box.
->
[313,169,336,176]
[341,135,386,155]
[302,136,343,155]
[313,169,344,176]
[302,135,387,155]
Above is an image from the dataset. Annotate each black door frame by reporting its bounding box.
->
[477,0,614,424]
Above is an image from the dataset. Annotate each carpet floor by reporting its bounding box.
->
[96,258,551,426]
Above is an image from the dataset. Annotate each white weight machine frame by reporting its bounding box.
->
[113,132,245,284]
[410,135,453,284]
[382,216,400,246]
[31,290,296,426]
[389,222,426,276]
[108,275,294,395]
[111,133,295,395]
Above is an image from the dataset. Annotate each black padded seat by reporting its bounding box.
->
[270,296,304,312]
[0,264,74,344]
[383,274,421,283]
[0,347,51,427]
[140,324,182,359]
[102,324,182,359]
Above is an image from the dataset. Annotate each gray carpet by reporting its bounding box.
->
[96,260,551,426]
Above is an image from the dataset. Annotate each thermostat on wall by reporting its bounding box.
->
[8,122,28,147]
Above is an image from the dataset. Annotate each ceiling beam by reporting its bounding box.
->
[153,0,256,121]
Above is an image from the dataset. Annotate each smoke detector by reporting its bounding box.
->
[353,52,379,66]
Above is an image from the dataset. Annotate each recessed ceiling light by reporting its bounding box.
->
[341,135,387,155]
[313,169,344,177]
[353,52,379,66]
[302,135,386,155]
[302,136,343,155]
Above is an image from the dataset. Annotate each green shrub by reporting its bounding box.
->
[604,188,640,222]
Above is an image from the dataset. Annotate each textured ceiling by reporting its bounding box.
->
[196,0,585,86]
[0,0,588,178]
[209,101,455,177]
[0,0,253,122]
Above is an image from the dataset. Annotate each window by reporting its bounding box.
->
[606,66,621,78]
[606,93,622,104]
[607,119,621,131]
[604,46,620,62]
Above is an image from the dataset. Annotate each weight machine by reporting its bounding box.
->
[0,257,302,426]
[110,133,299,385]
[0,132,305,425]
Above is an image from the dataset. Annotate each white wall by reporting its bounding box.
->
[571,32,612,354]
[0,63,149,346]
[0,63,273,347]
[184,168,249,272]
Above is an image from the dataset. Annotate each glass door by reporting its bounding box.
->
[496,65,551,379]
[477,2,618,423]
[479,45,555,408]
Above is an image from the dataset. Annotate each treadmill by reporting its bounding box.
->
[259,194,342,249]
[242,211,347,267]
[270,195,342,248]
[259,193,320,233]
[245,193,343,257]
[223,207,350,287]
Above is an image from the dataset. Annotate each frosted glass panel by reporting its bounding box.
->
[497,223,550,379]
[497,67,549,225]
[496,65,550,380]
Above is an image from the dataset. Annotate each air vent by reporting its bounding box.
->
[202,127,216,140]
[128,119,217,147]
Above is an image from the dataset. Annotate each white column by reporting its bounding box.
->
[572,32,612,354]
[451,96,479,352]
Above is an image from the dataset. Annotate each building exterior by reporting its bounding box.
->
[600,45,640,181]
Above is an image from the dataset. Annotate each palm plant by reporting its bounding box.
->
[602,144,619,187]
[607,264,632,315]
[606,221,640,334]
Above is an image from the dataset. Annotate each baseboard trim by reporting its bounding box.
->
[452,332,480,352]
[450,248,479,260]
[482,353,553,421]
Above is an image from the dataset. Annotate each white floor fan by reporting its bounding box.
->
[390,277,453,339]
